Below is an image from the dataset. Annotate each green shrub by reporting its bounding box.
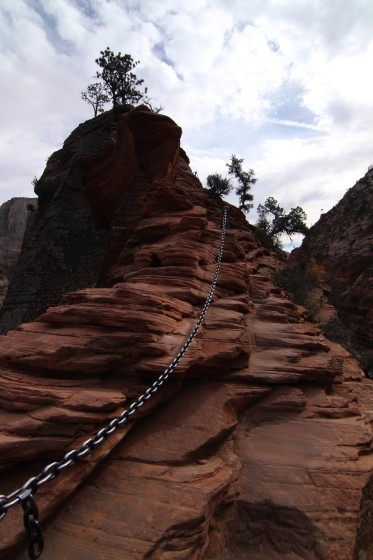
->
[274,265,316,306]
[321,319,373,378]
[255,227,277,249]
[357,350,373,379]
[304,295,323,321]
[321,318,351,346]
[274,259,329,320]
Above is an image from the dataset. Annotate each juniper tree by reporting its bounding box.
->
[206,173,232,196]
[95,47,147,108]
[256,196,308,247]
[81,82,109,116]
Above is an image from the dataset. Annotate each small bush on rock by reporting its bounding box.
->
[321,318,351,347]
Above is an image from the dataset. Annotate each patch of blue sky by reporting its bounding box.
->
[265,80,324,138]
[267,38,280,53]
[223,19,254,46]
[72,0,100,21]
[152,42,184,81]
[282,237,303,251]
[28,0,75,55]
[184,118,263,163]
[260,119,322,141]
[152,42,174,67]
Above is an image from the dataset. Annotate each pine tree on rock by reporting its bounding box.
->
[256,196,309,247]
[206,173,232,196]
[226,155,256,214]
[95,47,147,108]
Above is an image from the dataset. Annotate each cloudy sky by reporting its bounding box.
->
[1,0,372,246]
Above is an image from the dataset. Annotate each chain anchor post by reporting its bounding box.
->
[19,489,44,560]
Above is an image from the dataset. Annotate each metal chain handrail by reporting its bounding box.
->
[0,206,228,559]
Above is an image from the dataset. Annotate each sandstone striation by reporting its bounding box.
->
[0,198,36,306]
[292,170,373,351]
[0,107,372,560]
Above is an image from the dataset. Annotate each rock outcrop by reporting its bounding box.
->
[292,170,373,351]
[0,198,36,306]
[0,107,372,560]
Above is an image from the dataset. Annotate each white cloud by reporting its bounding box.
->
[0,0,372,245]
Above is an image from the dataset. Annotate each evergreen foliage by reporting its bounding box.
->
[206,173,232,196]
[205,154,256,214]
[82,47,150,115]
[95,47,147,108]
[81,82,109,116]
[226,154,256,213]
[256,196,308,247]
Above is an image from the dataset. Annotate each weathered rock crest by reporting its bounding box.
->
[0,107,372,560]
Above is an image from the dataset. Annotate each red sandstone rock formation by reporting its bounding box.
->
[291,171,373,351]
[0,198,36,306]
[0,107,372,560]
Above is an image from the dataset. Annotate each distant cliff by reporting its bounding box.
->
[292,169,373,351]
[0,197,36,306]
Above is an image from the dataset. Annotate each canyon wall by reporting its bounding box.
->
[292,170,373,351]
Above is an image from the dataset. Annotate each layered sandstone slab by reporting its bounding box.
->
[0,107,372,560]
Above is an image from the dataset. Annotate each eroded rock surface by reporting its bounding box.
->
[0,107,372,560]
[292,170,373,350]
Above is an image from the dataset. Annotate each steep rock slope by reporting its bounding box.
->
[0,198,36,306]
[292,170,373,350]
[0,107,372,560]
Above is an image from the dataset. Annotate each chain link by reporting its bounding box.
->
[0,496,6,521]
[0,207,228,554]
[20,490,44,560]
